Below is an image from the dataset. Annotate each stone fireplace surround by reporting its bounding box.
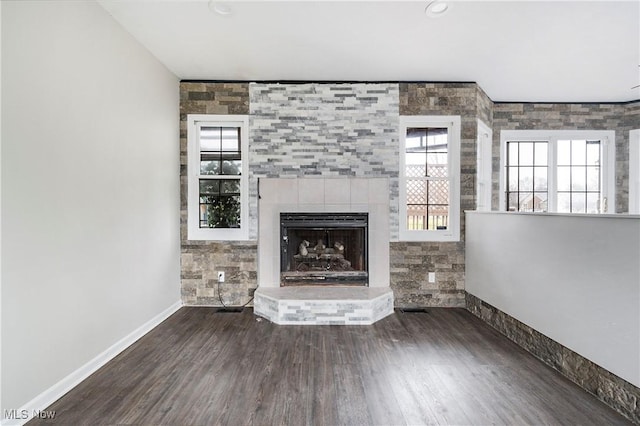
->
[253,177,394,324]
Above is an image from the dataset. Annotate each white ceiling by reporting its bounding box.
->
[98,0,640,103]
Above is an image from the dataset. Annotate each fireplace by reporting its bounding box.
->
[280,213,368,286]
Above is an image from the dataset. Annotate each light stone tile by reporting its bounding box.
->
[324,178,351,204]
[298,179,325,204]
[350,179,369,204]
[369,178,390,204]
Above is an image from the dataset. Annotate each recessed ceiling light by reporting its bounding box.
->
[208,1,233,16]
[425,1,450,17]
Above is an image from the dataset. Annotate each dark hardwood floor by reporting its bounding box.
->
[30,308,631,425]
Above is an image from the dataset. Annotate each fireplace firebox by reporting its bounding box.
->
[280,213,368,286]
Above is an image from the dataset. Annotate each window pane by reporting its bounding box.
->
[427,151,447,166]
[406,128,427,152]
[427,163,447,178]
[558,140,571,166]
[426,128,448,146]
[586,140,601,165]
[199,179,241,229]
[572,140,586,165]
[557,166,571,191]
[571,193,586,213]
[519,142,534,166]
[406,153,425,176]
[220,127,240,151]
[428,180,449,205]
[200,126,242,177]
[507,192,518,211]
[519,167,533,191]
[508,142,518,166]
[200,180,220,195]
[557,193,571,213]
[221,179,240,194]
[407,204,427,230]
[407,179,427,204]
[406,178,427,204]
[533,192,548,212]
[221,160,242,175]
[200,159,220,175]
[518,192,533,212]
[534,143,548,166]
[571,166,586,191]
[586,166,600,191]
[534,167,547,191]
[428,205,448,230]
[586,193,600,213]
[199,195,241,229]
[200,127,239,152]
[200,127,222,151]
[508,167,519,191]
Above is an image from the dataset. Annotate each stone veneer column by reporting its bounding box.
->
[393,83,484,307]
[180,82,257,306]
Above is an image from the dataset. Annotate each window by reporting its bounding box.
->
[505,140,549,212]
[500,130,615,214]
[187,115,249,240]
[399,116,461,242]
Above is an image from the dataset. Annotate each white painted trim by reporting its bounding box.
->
[1,301,182,426]
[476,119,492,211]
[499,129,616,213]
[0,2,3,422]
[187,114,249,241]
[630,129,640,214]
[398,115,461,242]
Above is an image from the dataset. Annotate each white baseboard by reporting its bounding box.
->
[2,300,183,426]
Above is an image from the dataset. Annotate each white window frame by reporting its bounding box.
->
[399,115,461,242]
[187,114,249,241]
[499,130,616,214]
[476,119,493,211]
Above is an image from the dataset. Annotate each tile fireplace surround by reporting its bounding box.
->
[253,177,394,325]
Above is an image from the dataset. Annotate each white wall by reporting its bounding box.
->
[630,129,640,214]
[466,211,640,387]
[1,0,180,418]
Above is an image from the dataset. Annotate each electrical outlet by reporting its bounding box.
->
[217,271,225,283]
[428,272,435,283]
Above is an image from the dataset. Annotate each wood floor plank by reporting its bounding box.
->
[28,307,632,426]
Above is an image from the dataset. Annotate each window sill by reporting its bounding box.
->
[187,227,250,241]
[398,230,461,242]
[465,210,640,220]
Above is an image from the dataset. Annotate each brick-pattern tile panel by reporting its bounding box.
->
[476,86,494,127]
[179,82,249,116]
[249,83,400,239]
[390,242,466,308]
[181,242,257,306]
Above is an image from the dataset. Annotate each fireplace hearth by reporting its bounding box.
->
[280,213,368,286]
